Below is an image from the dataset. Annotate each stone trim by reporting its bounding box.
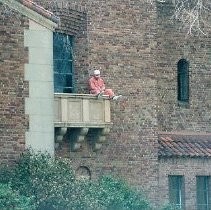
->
[0,0,58,30]
[18,0,59,23]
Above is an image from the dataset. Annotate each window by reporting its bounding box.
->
[177,59,189,103]
[196,176,211,210]
[169,175,185,209]
[53,32,74,93]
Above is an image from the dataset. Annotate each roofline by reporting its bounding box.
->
[0,0,59,30]
[158,155,211,158]
[158,131,211,136]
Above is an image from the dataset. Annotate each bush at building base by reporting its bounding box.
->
[0,183,34,209]
[0,150,159,210]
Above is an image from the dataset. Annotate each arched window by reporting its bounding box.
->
[177,59,189,102]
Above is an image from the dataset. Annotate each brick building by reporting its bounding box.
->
[0,0,211,209]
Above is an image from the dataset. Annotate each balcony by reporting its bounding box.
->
[54,93,112,151]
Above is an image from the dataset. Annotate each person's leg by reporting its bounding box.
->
[98,89,122,100]
[104,89,122,100]
[104,89,115,99]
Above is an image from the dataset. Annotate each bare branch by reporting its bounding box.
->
[171,0,211,35]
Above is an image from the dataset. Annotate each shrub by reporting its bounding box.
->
[0,183,34,210]
[0,151,152,210]
[9,150,76,209]
[92,175,151,210]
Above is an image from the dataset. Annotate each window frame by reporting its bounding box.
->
[168,175,185,209]
[53,32,75,93]
[196,176,211,210]
[177,59,189,103]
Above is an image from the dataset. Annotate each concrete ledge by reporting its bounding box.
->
[54,93,109,100]
[54,122,112,128]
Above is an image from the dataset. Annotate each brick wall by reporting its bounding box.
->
[156,2,211,132]
[30,1,211,207]
[0,3,29,163]
[0,0,210,208]
[155,3,211,209]
[159,157,211,210]
[35,0,160,204]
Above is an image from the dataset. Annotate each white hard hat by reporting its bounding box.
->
[94,69,100,75]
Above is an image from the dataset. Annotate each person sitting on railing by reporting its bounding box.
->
[89,69,122,100]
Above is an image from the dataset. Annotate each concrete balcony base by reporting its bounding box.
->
[54,94,112,151]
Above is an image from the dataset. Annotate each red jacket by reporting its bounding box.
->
[89,76,105,94]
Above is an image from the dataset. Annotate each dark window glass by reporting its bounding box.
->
[53,33,74,93]
[197,176,211,210]
[177,59,189,102]
[169,175,185,209]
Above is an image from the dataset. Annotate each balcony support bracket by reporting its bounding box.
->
[70,127,89,151]
[55,127,67,143]
[93,127,110,151]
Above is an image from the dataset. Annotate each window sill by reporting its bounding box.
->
[178,101,189,108]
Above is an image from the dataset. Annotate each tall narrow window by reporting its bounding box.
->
[177,59,189,102]
[169,175,185,209]
[196,176,211,210]
[53,32,74,93]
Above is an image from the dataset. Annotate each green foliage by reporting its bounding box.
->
[0,183,34,210]
[0,151,152,210]
[9,150,76,210]
[91,175,151,210]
